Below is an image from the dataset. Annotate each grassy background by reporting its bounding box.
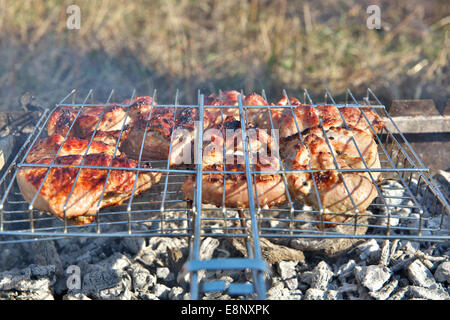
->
[0,0,448,109]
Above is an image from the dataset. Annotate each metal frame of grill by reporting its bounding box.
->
[0,88,448,299]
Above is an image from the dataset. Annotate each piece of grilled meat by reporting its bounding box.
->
[281,126,381,224]
[17,134,161,225]
[182,117,286,208]
[279,103,385,138]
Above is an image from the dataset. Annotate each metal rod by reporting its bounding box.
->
[283,89,326,231]
[189,93,205,300]
[62,89,116,232]
[94,89,136,233]
[159,90,180,234]
[237,93,266,299]
[126,89,158,234]
[326,88,392,234]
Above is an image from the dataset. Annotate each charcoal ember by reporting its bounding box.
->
[0,290,54,300]
[407,259,437,288]
[81,268,121,297]
[153,283,171,299]
[0,264,55,300]
[0,245,29,272]
[298,270,313,289]
[303,288,326,300]
[131,265,156,292]
[120,238,146,256]
[434,170,450,199]
[168,286,184,300]
[202,291,228,300]
[406,285,450,300]
[146,237,189,270]
[355,239,380,262]
[289,212,371,256]
[62,292,91,300]
[325,289,341,300]
[336,259,357,282]
[434,261,450,284]
[337,283,358,294]
[379,240,391,266]
[60,238,119,267]
[30,241,63,277]
[277,261,298,290]
[368,279,398,300]
[267,282,300,300]
[79,253,133,299]
[156,267,175,283]
[139,293,159,300]
[200,237,220,259]
[137,250,157,267]
[388,286,409,300]
[310,261,333,290]
[167,244,187,274]
[98,285,134,300]
[354,265,391,292]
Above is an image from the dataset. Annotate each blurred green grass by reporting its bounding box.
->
[0,0,448,108]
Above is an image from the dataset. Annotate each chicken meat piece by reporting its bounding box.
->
[281,126,381,224]
[17,133,161,224]
[48,104,129,138]
[17,154,161,223]
[279,103,385,138]
[182,117,286,208]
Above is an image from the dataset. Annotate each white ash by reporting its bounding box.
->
[277,261,298,290]
[0,237,448,300]
[354,265,391,292]
[152,283,170,299]
[368,279,398,300]
[309,261,333,290]
[355,239,381,262]
[434,261,450,284]
[303,288,326,300]
[407,259,437,288]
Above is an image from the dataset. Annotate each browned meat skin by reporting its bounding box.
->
[339,107,385,135]
[121,104,219,163]
[282,126,381,224]
[26,134,122,163]
[18,128,162,225]
[47,104,130,140]
[17,154,161,222]
[182,117,287,208]
[81,128,130,147]
[279,103,385,138]
[47,106,77,137]
[123,96,155,121]
[249,95,303,131]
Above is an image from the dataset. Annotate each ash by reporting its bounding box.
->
[0,226,448,300]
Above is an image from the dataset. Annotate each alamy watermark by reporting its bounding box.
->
[66,5,81,30]
[366,5,381,30]
[66,265,81,290]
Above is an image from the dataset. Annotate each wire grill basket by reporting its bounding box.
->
[0,88,448,299]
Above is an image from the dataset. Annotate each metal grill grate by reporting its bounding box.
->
[0,88,448,299]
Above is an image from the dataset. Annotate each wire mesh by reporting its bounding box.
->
[0,88,448,299]
[0,88,447,241]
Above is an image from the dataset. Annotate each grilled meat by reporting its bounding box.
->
[17,132,161,224]
[182,117,286,208]
[281,126,381,223]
